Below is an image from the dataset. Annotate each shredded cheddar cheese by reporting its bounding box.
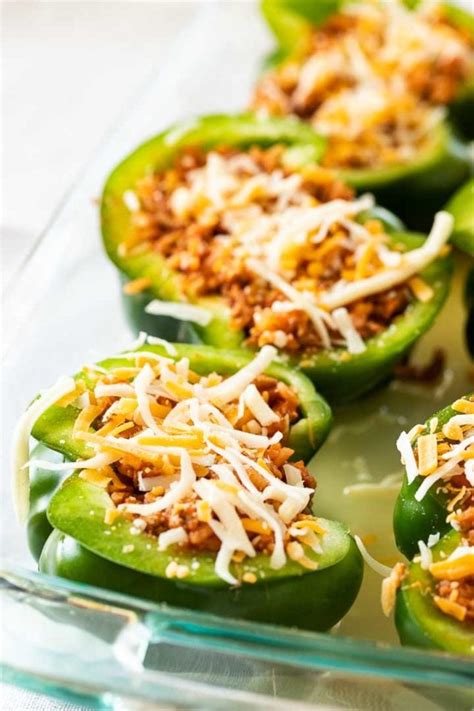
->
[21,346,324,585]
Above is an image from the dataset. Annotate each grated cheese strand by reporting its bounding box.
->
[320,212,453,310]
[145,299,213,326]
[202,345,277,405]
[331,307,366,354]
[12,376,77,523]
[119,449,196,515]
[355,535,392,577]
[396,431,419,484]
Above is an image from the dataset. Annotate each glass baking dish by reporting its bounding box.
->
[1,3,473,708]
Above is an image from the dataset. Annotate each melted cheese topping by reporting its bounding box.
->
[12,376,77,522]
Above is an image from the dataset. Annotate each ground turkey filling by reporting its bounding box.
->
[67,348,325,584]
[109,374,312,553]
[252,1,473,168]
[410,396,474,624]
[126,144,412,356]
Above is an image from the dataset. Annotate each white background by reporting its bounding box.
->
[1,1,202,280]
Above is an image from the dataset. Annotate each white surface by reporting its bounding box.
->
[1,0,200,281]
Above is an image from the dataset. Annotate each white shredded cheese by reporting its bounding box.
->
[355,535,392,577]
[145,336,178,356]
[12,376,77,522]
[396,431,419,484]
[157,526,188,551]
[247,259,332,348]
[95,383,135,399]
[320,212,453,310]
[441,434,474,461]
[214,543,238,586]
[123,190,140,212]
[331,307,366,354]
[415,456,463,502]
[241,384,280,427]
[128,331,148,350]
[447,546,474,562]
[283,463,303,487]
[202,346,277,406]
[26,452,118,472]
[145,300,213,326]
[119,449,196,515]
[427,532,440,548]
[133,364,160,434]
[465,460,474,487]
[417,540,433,570]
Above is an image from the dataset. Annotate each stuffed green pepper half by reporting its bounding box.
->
[101,113,453,403]
[394,394,474,560]
[253,1,473,224]
[14,343,366,631]
[394,530,474,655]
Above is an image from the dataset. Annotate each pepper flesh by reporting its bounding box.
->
[27,443,68,561]
[39,517,363,632]
[395,530,474,655]
[40,462,362,630]
[101,117,453,404]
[446,179,474,256]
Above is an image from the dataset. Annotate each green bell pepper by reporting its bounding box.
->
[27,443,68,561]
[38,475,362,631]
[259,1,473,225]
[26,342,331,561]
[395,530,474,655]
[101,115,453,404]
[446,178,474,256]
[466,267,474,357]
[25,345,365,631]
[393,396,472,560]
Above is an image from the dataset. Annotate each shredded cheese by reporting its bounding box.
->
[202,346,277,406]
[331,307,366,354]
[355,535,392,577]
[157,526,188,551]
[17,347,323,584]
[396,431,419,484]
[321,212,453,310]
[145,300,212,326]
[240,384,280,427]
[12,376,77,522]
[417,434,438,477]
[247,259,332,348]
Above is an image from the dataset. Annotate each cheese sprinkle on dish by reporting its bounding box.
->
[23,346,330,585]
[124,144,452,357]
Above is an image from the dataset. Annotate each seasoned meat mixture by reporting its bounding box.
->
[125,144,416,356]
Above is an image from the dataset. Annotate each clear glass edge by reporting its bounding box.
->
[1,561,473,690]
[2,1,474,702]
